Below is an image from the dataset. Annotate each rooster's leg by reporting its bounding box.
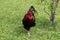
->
[28,31,30,37]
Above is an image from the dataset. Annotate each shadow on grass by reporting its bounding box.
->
[36,18,57,31]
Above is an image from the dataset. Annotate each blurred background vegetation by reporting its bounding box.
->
[0,0,60,40]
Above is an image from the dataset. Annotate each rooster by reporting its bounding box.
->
[22,6,37,36]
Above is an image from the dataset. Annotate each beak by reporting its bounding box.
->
[32,7,38,14]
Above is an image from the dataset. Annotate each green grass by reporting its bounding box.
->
[0,0,60,40]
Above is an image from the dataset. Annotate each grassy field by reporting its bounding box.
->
[0,0,60,40]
